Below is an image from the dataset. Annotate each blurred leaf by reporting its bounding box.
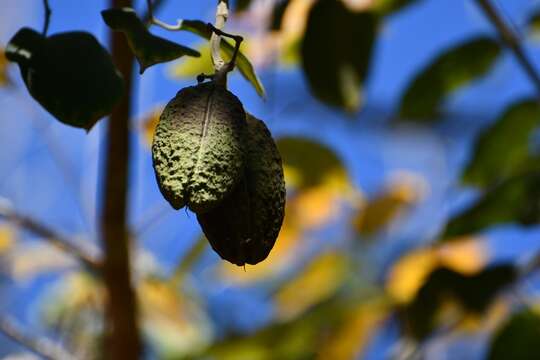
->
[8,243,75,283]
[101,8,200,74]
[301,0,377,112]
[276,137,348,190]
[274,252,349,320]
[487,309,540,360]
[178,20,265,97]
[0,48,11,86]
[386,237,488,304]
[235,0,253,12]
[372,0,422,14]
[399,37,501,121]
[354,174,425,236]
[317,299,389,360]
[527,9,540,40]
[139,278,212,357]
[463,100,540,187]
[140,106,164,147]
[270,0,291,30]
[401,264,516,339]
[0,225,14,254]
[443,172,540,239]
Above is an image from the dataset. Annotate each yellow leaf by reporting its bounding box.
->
[9,243,76,283]
[386,237,488,304]
[0,225,14,254]
[169,42,214,79]
[354,171,426,236]
[0,48,10,87]
[140,106,163,147]
[275,252,348,320]
[317,299,389,360]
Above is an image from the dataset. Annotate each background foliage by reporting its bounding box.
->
[1,0,540,359]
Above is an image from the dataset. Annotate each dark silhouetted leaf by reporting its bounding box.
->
[234,0,253,12]
[443,172,540,239]
[178,20,265,98]
[270,0,291,30]
[301,0,377,112]
[101,8,200,74]
[401,264,516,339]
[6,28,124,130]
[464,100,540,187]
[373,0,422,15]
[399,37,501,121]
[488,309,540,360]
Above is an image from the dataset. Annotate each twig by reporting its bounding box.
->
[100,0,141,357]
[0,198,101,272]
[475,0,540,98]
[0,315,74,360]
[145,0,183,30]
[211,0,230,72]
[42,0,51,36]
[142,0,166,24]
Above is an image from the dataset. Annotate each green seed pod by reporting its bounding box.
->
[197,114,286,266]
[152,81,246,213]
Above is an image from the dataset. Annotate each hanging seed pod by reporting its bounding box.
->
[5,28,124,130]
[197,114,286,266]
[152,81,246,213]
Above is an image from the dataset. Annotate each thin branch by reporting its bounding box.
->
[475,0,540,98]
[0,315,74,360]
[145,0,183,30]
[0,198,101,272]
[211,0,230,72]
[100,0,140,357]
[42,0,51,36]
[142,0,166,24]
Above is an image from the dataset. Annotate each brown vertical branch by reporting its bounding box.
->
[101,0,140,358]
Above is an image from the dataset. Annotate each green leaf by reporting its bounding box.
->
[488,309,540,360]
[443,172,540,239]
[6,27,124,130]
[178,20,266,98]
[402,264,516,339]
[301,0,377,112]
[373,0,422,15]
[463,100,540,187]
[399,37,501,121]
[169,42,215,78]
[101,8,200,74]
[527,9,540,39]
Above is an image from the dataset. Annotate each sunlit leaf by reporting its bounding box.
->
[399,37,501,121]
[178,20,266,97]
[371,0,422,14]
[139,278,212,357]
[401,264,516,339]
[443,172,540,239]
[8,243,76,283]
[463,100,540,187]
[386,236,488,304]
[0,225,14,254]
[0,48,11,86]
[274,252,349,320]
[101,8,200,74]
[317,299,389,360]
[527,9,540,41]
[487,309,540,360]
[354,173,426,236]
[169,42,214,79]
[6,28,124,130]
[301,0,377,111]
